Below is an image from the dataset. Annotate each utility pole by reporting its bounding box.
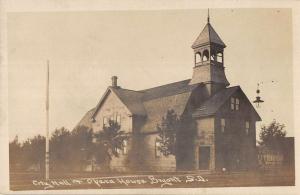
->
[45,60,50,180]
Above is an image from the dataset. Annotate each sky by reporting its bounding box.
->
[7,8,293,141]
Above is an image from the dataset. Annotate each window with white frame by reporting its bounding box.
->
[221,118,226,133]
[235,98,240,110]
[122,140,128,154]
[155,140,162,158]
[231,97,235,110]
[103,117,108,127]
[104,113,122,127]
[116,114,121,125]
[245,121,250,135]
[231,97,240,111]
[110,115,114,122]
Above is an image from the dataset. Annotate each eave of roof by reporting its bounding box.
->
[192,86,239,117]
[192,86,261,121]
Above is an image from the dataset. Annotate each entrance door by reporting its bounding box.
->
[199,146,210,170]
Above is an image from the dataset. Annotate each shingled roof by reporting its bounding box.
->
[192,23,226,49]
[192,86,261,120]
[75,107,96,129]
[140,79,199,101]
[139,80,201,133]
[192,86,239,117]
[111,87,146,116]
[76,79,201,130]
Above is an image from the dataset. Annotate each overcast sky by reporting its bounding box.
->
[7,8,293,141]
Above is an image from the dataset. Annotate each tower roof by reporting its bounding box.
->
[192,22,226,49]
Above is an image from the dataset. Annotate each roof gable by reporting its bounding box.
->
[75,107,96,129]
[192,23,226,48]
[192,86,239,117]
[111,88,146,116]
[91,87,136,119]
[192,86,261,120]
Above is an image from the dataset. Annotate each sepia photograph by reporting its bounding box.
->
[1,2,298,194]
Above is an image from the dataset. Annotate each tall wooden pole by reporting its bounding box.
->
[45,60,50,180]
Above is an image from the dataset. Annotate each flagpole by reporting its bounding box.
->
[45,60,50,180]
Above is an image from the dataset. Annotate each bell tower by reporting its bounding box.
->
[189,10,229,96]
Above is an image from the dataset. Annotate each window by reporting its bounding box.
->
[217,52,223,63]
[195,53,201,63]
[245,121,250,135]
[103,117,108,127]
[210,53,215,61]
[231,97,235,110]
[221,118,226,133]
[116,114,121,125]
[117,148,122,154]
[235,98,240,110]
[203,50,209,62]
[231,97,240,111]
[110,115,114,122]
[155,141,162,158]
[122,140,128,154]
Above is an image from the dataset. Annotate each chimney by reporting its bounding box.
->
[111,76,118,88]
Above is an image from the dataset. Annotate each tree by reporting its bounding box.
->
[156,109,180,156]
[9,136,22,171]
[21,135,45,171]
[69,125,94,171]
[94,120,129,163]
[50,127,72,171]
[259,120,287,151]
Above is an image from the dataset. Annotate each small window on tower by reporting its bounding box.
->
[221,118,226,133]
[210,52,215,61]
[195,53,201,63]
[217,52,223,63]
[235,98,240,110]
[203,50,209,62]
[245,121,250,135]
[231,97,235,110]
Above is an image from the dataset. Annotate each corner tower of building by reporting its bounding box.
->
[189,12,230,96]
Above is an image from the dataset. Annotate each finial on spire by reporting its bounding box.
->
[207,8,210,23]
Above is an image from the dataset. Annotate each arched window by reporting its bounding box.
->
[195,53,201,63]
[217,52,223,63]
[203,50,209,62]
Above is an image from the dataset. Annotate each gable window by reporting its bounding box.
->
[155,140,162,158]
[235,98,240,110]
[116,114,121,125]
[110,115,115,122]
[231,97,240,110]
[245,121,250,135]
[221,118,226,133]
[231,97,235,110]
[104,113,122,127]
[103,117,108,127]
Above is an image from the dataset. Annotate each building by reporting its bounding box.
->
[76,14,261,172]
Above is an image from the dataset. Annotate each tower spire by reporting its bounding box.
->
[207,8,210,23]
